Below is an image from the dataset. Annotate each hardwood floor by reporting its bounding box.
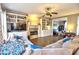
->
[29,35,62,47]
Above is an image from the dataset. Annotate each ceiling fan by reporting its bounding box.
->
[41,7,58,18]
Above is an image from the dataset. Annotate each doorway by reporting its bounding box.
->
[52,17,67,36]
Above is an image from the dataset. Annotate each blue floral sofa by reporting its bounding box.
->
[0,40,25,55]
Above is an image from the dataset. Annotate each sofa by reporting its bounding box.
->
[23,36,79,55]
[1,33,79,55]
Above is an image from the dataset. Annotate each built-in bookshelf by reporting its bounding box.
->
[42,19,46,30]
[6,13,27,32]
[42,18,52,30]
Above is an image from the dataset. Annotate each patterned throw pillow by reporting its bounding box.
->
[1,44,10,55]
[12,43,25,55]
[63,37,71,43]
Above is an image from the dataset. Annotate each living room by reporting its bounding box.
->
[0,3,79,55]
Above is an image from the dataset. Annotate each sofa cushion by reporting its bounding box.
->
[28,44,42,49]
[44,39,63,48]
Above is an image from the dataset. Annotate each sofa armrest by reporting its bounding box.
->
[23,47,32,55]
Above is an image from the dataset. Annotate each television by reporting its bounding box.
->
[7,20,26,32]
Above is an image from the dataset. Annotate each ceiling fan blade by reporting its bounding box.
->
[51,12,58,14]
[26,13,29,17]
[46,7,51,11]
[41,14,46,17]
[38,14,45,18]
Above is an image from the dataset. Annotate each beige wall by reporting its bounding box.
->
[0,4,2,12]
[0,5,3,40]
[52,13,79,33]
[67,14,79,33]
[28,14,40,25]
[0,13,3,40]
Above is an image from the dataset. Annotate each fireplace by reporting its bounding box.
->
[30,31,38,35]
[29,30,38,39]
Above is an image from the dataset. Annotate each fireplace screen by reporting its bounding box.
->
[30,31,38,35]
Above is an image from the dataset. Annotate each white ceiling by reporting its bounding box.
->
[1,3,79,18]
